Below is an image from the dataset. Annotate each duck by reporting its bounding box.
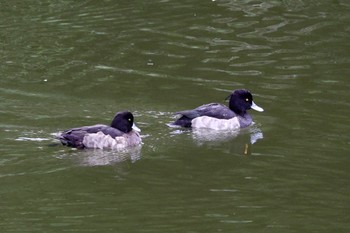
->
[58,111,142,149]
[171,89,264,130]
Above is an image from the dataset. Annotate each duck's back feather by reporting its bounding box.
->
[174,103,237,127]
[177,103,236,119]
[58,124,125,148]
[64,124,125,137]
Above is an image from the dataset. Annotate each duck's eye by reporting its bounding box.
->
[245,98,249,102]
[128,118,132,122]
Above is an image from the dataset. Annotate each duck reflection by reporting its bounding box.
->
[191,125,263,155]
[64,144,142,167]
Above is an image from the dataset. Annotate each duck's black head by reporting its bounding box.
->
[228,89,264,116]
[111,111,134,133]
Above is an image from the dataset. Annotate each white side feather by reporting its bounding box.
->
[191,116,241,131]
[82,131,141,149]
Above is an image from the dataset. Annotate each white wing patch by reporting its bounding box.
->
[191,116,241,131]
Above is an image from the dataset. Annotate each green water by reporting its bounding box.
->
[1,0,349,232]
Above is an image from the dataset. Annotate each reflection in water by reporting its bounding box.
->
[192,125,263,144]
[191,127,240,143]
[170,124,263,155]
[56,144,142,167]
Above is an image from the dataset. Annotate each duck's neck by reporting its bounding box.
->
[237,113,252,128]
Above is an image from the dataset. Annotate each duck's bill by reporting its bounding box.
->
[132,123,141,132]
[251,101,264,112]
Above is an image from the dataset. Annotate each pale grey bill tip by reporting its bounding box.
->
[132,123,141,132]
[251,101,264,112]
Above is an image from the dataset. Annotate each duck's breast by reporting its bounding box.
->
[121,131,142,147]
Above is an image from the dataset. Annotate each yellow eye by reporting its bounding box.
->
[128,118,131,121]
[246,98,249,102]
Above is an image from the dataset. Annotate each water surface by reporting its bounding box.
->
[1,0,349,232]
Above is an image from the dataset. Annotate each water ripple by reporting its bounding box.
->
[0,1,349,232]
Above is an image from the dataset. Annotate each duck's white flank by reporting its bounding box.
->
[191,116,240,131]
[82,131,141,149]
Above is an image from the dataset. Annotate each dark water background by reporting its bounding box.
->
[1,0,349,232]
